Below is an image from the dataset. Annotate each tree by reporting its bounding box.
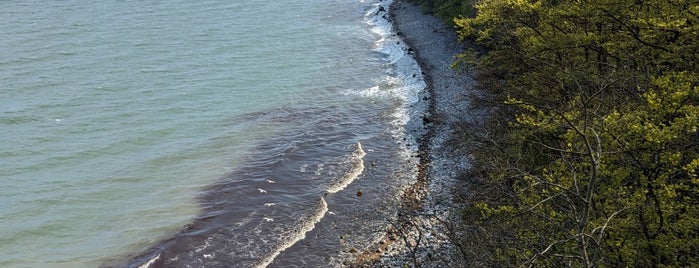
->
[450,0,699,266]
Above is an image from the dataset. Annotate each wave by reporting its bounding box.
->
[112,1,422,267]
[136,254,159,268]
[254,196,328,268]
[326,142,366,194]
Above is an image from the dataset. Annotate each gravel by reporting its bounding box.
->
[345,1,477,267]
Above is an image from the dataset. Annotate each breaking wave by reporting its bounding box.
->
[326,142,366,194]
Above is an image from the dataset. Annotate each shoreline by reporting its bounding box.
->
[112,2,465,267]
[350,0,476,266]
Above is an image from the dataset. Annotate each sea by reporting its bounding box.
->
[0,0,425,267]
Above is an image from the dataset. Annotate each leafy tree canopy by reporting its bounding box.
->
[421,0,699,266]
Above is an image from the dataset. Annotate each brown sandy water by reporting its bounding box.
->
[99,1,431,267]
[122,103,421,267]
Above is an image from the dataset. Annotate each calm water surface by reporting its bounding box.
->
[0,0,424,266]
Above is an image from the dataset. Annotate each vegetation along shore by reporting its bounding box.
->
[355,0,698,267]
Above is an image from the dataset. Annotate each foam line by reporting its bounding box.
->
[254,197,329,268]
[327,142,366,194]
[137,254,160,268]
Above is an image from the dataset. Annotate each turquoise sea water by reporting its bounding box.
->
[1,0,424,266]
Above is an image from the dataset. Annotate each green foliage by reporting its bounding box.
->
[448,0,699,266]
[404,0,477,23]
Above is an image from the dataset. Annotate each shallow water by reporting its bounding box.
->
[0,0,424,267]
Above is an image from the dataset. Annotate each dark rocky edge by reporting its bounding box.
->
[346,0,478,267]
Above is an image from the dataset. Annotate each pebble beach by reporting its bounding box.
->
[348,1,476,267]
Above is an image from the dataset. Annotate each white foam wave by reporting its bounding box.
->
[327,142,366,194]
[365,1,403,64]
[254,197,329,268]
[360,1,427,165]
[355,0,426,112]
[137,254,160,268]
